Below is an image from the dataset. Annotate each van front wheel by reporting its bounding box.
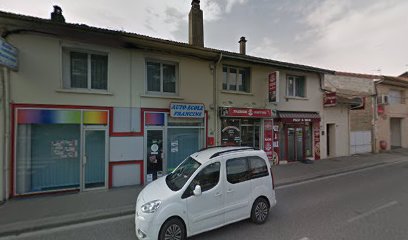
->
[159,218,186,240]
[251,198,269,224]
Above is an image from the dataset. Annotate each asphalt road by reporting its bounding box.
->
[4,161,408,240]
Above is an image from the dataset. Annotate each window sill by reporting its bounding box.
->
[56,89,113,95]
[141,94,184,100]
[285,96,308,100]
[221,90,253,96]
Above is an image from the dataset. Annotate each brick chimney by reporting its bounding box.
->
[51,5,65,23]
[239,36,247,55]
[189,0,204,47]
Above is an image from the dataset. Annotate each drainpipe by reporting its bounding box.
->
[0,67,4,202]
[1,66,10,201]
[213,53,223,145]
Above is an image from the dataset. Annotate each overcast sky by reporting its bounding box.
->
[1,0,407,76]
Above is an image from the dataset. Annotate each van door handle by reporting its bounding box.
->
[227,189,234,193]
[215,192,222,197]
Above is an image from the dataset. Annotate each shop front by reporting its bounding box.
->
[275,111,321,162]
[219,107,275,163]
[12,105,110,197]
[144,103,206,183]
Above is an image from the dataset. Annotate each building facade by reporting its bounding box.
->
[0,3,333,199]
[375,76,408,151]
[323,72,376,157]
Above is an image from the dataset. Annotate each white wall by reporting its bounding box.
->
[110,137,144,161]
[321,104,350,158]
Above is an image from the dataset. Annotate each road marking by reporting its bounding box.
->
[298,237,310,240]
[347,201,398,223]
[0,215,134,240]
[276,160,407,190]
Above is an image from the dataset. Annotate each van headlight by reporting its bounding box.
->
[141,200,162,213]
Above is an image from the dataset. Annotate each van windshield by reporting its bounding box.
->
[166,156,201,191]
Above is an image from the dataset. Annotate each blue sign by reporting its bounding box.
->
[0,38,18,71]
[170,103,205,118]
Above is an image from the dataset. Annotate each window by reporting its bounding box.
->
[223,66,250,92]
[227,157,249,184]
[388,90,403,104]
[182,162,220,198]
[146,60,177,94]
[63,49,108,90]
[287,75,306,97]
[249,156,269,179]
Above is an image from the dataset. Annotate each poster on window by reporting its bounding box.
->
[268,71,279,103]
[313,123,320,160]
[221,119,241,146]
[263,120,274,163]
[51,140,78,159]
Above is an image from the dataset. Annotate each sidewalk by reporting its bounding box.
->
[1,149,407,237]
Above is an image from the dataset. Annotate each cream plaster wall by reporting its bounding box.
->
[321,104,350,158]
[375,84,408,151]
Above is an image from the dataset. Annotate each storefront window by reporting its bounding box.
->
[16,124,81,194]
[221,118,260,147]
[279,126,286,160]
[221,119,241,146]
[305,125,313,157]
[166,116,204,172]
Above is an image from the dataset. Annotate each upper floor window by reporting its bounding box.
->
[223,66,250,93]
[388,90,404,104]
[62,49,108,90]
[287,75,306,97]
[146,60,178,95]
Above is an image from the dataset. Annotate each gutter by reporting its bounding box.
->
[213,53,223,145]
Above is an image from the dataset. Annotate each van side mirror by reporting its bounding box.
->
[193,185,202,196]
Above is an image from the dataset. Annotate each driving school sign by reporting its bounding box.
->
[170,103,205,118]
[0,38,18,71]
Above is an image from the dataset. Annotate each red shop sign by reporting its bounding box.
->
[323,92,336,107]
[220,107,272,118]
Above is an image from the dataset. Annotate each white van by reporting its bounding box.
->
[135,147,277,240]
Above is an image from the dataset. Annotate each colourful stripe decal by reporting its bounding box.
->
[17,109,81,124]
[83,111,108,125]
[145,112,165,126]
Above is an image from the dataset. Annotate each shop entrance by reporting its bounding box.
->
[83,126,108,190]
[146,129,165,182]
[221,118,261,148]
[287,126,304,161]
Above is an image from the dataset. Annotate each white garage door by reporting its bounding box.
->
[350,131,372,154]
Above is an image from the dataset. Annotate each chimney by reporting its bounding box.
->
[51,5,65,23]
[189,0,204,47]
[239,36,247,55]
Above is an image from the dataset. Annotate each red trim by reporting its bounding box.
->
[205,110,208,148]
[10,104,16,198]
[111,132,144,137]
[13,189,80,198]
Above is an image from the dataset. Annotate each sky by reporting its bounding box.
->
[1,0,407,76]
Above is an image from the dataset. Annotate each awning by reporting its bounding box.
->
[276,111,320,123]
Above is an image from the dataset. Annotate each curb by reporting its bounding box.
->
[0,206,135,238]
[275,161,398,188]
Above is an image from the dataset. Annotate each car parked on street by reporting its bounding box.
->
[135,146,277,240]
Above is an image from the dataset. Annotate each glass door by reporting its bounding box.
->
[287,126,304,161]
[295,127,304,160]
[83,127,108,190]
[146,129,165,183]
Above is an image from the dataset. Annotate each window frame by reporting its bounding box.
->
[222,65,251,93]
[286,75,306,98]
[182,162,221,198]
[145,59,179,96]
[62,48,109,91]
[248,156,269,179]
[226,157,250,184]
[388,89,404,104]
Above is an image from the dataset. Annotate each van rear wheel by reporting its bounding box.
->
[159,218,186,240]
[251,198,269,224]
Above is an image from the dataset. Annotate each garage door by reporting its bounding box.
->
[350,131,372,154]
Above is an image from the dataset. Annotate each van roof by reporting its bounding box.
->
[190,146,262,164]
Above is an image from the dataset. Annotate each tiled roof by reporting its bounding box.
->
[0,10,334,74]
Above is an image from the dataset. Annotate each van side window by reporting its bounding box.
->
[249,156,269,179]
[183,162,220,198]
[226,157,249,184]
